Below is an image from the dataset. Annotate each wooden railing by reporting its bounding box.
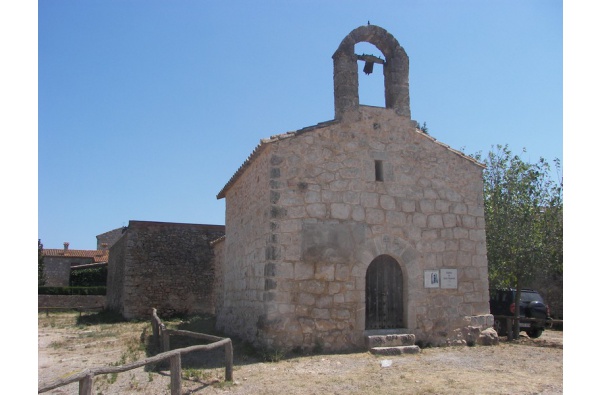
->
[38,308,233,394]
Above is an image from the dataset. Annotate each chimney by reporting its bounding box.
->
[63,242,70,251]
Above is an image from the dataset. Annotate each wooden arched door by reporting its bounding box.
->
[365,255,403,329]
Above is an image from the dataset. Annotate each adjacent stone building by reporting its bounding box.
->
[106,220,225,319]
[96,227,126,250]
[213,25,492,351]
[43,243,109,286]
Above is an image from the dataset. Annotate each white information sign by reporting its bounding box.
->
[440,269,458,289]
[424,270,440,288]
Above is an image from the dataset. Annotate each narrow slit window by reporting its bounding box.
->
[375,160,384,181]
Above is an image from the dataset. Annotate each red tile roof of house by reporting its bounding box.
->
[43,249,109,264]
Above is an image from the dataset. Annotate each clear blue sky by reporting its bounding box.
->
[35,0,563,250]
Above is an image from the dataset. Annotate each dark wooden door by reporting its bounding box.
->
[366,255,403,329]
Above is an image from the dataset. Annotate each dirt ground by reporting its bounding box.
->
[38,312,563,395]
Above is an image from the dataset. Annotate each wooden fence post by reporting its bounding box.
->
[170,354,182,395]
[161,327,170,352]
[151,314,159,346]
[224,340,233,381]
[78,373,93,395]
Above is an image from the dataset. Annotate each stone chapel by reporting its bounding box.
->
[212,25,493,351]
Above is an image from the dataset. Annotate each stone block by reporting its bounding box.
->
[435,200,450,213]
[370,345,421,355]
[366,334,416,348]
[387,211,407,227]
[401,199,416,212]
[335,264,350,281]
[315,295,333,309]
[307,203,327,218]
[313,308,331,319]
[451,202,468,215]
[460,215,476,229]
[427,214,444,228]
[360,192,379,207]
[297,292,316,306]
[298,279,326,294]
[295,262,315,280]
[315,263,335,281]
[351,206,365,221]
[331,203,351,219]
[380,195,396,210]
[419,199,435,213]
[315,319,337,332]
[412,212,427,227]
[343,190,360,204]
[443,214,457,228]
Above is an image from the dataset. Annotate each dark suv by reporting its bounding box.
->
[489,288,552,338]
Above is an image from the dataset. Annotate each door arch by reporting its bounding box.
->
[365,255,404,329]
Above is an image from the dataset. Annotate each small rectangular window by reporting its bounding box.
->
[375,160,384,181]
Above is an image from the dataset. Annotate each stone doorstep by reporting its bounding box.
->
[370,345,421,356]
[365,333,416,349]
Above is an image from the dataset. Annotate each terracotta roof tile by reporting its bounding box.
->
[43,249,109,264]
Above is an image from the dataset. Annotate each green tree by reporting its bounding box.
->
[480,145,562,334]
[38,239,46,286]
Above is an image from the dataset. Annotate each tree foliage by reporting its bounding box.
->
[479,145,562,327]
[38,239,46,286]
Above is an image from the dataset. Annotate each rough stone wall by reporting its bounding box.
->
[107,221,225,319]
[218,106,491,351]
[38,295,106,309]
[43,256,94,286]
[106,232,127,313]
[212,238,225,320]
[96,227,125,249]
[215,145,273,344]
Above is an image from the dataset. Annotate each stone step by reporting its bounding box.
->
[370,345,421,356]
[365,333,416,349]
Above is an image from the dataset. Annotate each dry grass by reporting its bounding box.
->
[38,311,562,394]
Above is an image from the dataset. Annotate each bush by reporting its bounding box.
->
[38,286,107,295]
[70,266,107,287]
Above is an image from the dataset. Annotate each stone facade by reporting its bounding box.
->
[96,227,125,250]
[214,25,492,351]
[106,220,225,319]
[43,256,76,287]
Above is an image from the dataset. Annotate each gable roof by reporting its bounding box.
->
[216,113,484,200]
[216,120,339,199]
[43,249,109,264]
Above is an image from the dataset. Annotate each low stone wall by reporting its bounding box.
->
[38,295,106,309]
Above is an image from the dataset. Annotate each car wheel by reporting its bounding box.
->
[526,328,543,339]
[494,318,506,336]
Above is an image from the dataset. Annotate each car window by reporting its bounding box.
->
[521,292,543,303]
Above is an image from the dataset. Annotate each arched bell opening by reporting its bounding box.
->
[332,24,410,120]
[355,42,385,107]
